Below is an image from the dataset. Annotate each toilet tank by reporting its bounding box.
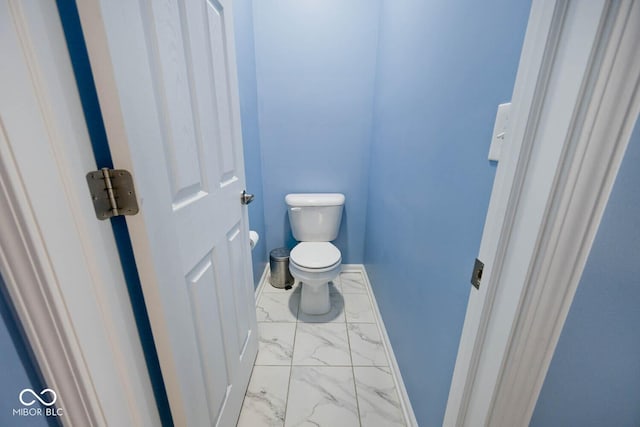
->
[285,193,345,242]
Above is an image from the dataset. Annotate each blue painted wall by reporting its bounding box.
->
[363,1,531,425]
[530,118,640,427]
[252,0,381,263]
[0,274,51,426]
[234,0,268,286]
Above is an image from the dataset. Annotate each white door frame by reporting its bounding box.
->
[0,1,161,425]
[445,0,640,425]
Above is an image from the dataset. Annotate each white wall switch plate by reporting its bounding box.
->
[488,102,511,162]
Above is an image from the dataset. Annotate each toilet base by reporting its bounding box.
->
[289,260,341,316]
[300,282,330,315]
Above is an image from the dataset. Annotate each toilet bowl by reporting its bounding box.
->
[285,193,345,315]
[289,242,342,315]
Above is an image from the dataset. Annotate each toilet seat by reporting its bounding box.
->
[290,242,341,271]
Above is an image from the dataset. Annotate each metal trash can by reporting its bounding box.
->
[269,248,294,289]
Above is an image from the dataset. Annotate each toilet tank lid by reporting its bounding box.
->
[285,193,345,207]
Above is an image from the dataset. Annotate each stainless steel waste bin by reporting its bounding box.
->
[269,248,294,289]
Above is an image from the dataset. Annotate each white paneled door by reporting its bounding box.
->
[77,0,258,425]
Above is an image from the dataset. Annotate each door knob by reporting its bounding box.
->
[241,190,255,205]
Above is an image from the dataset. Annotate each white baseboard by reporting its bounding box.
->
[356,265,419,427]
[254,263,270,299]
[254,263,418,426]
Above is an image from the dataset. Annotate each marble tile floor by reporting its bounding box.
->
[237,270,406,427]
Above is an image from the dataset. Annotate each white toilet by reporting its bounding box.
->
[286,193,345,315]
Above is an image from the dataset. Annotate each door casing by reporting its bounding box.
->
[445,1,640,425]
[0,1,161,425]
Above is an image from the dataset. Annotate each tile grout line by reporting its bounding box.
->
[252,269,399,426]
[341,275,363,427]
[235,362,256,426]
[354,269,396,425]
[237,274,269,426]
[359,267,411,426]
[282,282,300,426]
[240,275,265,426]
[256,273,298,426]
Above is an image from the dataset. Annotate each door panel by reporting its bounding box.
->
[227,223,250,349]
[147,0,207,205]
[76,0,258,425]
[205,0,239,183]
[185,252,230,421]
